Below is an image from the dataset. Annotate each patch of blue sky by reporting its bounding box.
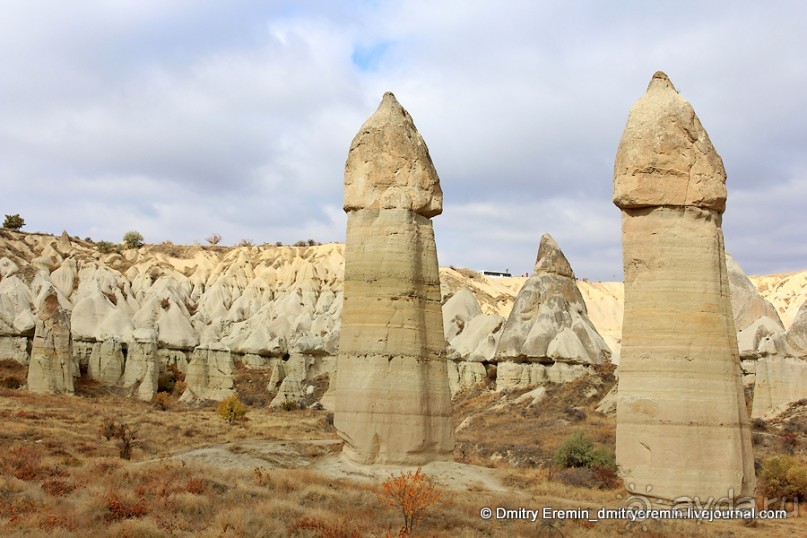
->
[351,41,391,71]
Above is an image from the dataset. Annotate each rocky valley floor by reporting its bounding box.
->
[2,360,806,537]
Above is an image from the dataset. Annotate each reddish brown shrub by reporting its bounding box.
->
[41,479,75,497]
[103,493,149,523]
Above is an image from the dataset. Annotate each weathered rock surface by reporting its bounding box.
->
[121,328,159,401]
[27,286,74,394]
[87,338,125,385]
[750,271,807,329]
[613,73,727,213]
[751,356,807,418]
[181,343,236,402]
[443,288,505,365]
[727,253,783,333]
[614,72,755,503]
[334,93,454,464]
[786,300,807,357]
[0,336,29,364]
[495,234,609,366]
[343,92,442,218]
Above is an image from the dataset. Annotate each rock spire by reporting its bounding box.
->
[334,93,454,464]
[614,72,755,503]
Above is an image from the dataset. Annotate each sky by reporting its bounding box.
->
[1,1,805,281]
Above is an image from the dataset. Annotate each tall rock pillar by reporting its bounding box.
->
[614,72,755,502]
[27,286,74,394]
[334,92,454,464]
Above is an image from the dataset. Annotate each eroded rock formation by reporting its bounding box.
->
[333,92,454,464]
[27,285,74,394]
[493,234,610,390]
[614,72,755,503]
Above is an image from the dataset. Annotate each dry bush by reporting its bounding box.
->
[100,417,118,441]
[759,455,807,501]
[217,395,247,424]
[41,478,75,497]
[377,467,442,535]
[99,420,141,460]
[5,446,45,481]
[151,392,173,411]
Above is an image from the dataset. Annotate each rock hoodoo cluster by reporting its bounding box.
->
[333,93,454,464]
[613,72,755,502]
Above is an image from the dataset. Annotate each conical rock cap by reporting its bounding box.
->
[613,71,727,212]
[343,92,442,217]
[534,233,575,278]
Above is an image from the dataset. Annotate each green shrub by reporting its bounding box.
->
[217,395,247,424]
[554,432,616,471]
[3,214,25,230]
[122,230,144,249]
[96,240,117,254]
[760,455,807,501]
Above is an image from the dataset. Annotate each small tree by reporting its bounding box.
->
[377,467,442,535]
[3,214,25,230]
[217,395,247,424]
[206,233,222,245]
[122,230,144,249]
[96,240,117,254]
[554,431,616,470]
[99,419,140,460]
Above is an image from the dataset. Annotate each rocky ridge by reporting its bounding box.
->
[1,227,805,414]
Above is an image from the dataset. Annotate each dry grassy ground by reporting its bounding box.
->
[1,359,806,537]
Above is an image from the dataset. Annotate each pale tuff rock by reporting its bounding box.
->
[595,385,618,417]
[614,72,755,502]
[737,316,791,360]
[0,256,19,278]
[87,338,125,385]
[727,253,790,361]
[335,93,454,464]
[269,354,335,407]
[787,301,807,357]
[0,275,35,336]
[443,288,505,363]
[513,386,547,407]
[56,231,73,255]
[727,253,783,333]
[751,356,807,418]
[343,92,443,218]
[750,271,807,329]
[0,336,29,365]
[495,361,588,391]
[447,313,505,363]
[442,289,483,341]
[181,344,235,402]
[446,361,487,397]
[613,71,727,213]
[27,285,74,394]
[495,234,610,366]
[121,328,159,401]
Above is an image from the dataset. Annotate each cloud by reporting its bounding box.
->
[1,1,805,281]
